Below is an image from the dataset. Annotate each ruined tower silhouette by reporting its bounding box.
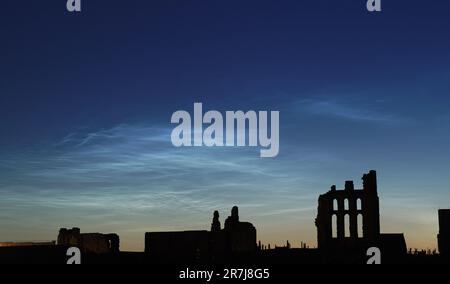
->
[316,170,406,257]
[316,170,379,250]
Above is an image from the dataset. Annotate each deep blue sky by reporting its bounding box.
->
[1,0,450,250]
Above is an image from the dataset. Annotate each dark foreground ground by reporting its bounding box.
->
[0,246,449,264]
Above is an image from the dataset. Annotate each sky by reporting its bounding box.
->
[1,0,450,251]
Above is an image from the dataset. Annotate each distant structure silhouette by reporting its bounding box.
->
[316,170,407,259]
[58,227,120,254]
[145,206,256,263]
[438,209,450,255]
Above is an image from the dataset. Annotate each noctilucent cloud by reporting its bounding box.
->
[1,0,450,250]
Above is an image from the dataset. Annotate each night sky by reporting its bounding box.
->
[1,0,450,251]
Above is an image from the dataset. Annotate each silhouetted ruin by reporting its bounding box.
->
[316,170,407,260]
[145,207,257,263]
[1,170,449,264]
[222,206,257,253]
[438,209,450,255]
[58,228,120,254]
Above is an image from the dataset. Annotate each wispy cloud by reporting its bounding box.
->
[296,98,407,126]
[1,121,443,250]
[0,124,325,213]
[0,123,343,249]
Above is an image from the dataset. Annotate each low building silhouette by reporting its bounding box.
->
[145,206,257,263]
[316,170,406,260]
[438,209,450,255]
[58,227,120,254]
